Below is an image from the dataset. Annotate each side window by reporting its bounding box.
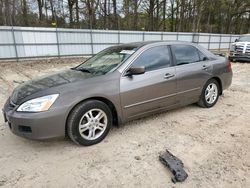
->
[172,45,200,65]
[131,46,171,71]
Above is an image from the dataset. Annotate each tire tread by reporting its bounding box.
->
[67,100,112,146]
[198,79,220,108]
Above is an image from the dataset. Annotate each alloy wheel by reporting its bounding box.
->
[78,109,108,140]
[205,83,218,104]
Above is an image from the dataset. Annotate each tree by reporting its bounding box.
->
[0,0,250,34]
[22,0,28,25]
[68,0,75,25]
[37,0,44,21]
[112,0,118,29]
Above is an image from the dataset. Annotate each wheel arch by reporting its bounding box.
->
[210,77,223,95]
[65,97,120,135]
[198,76,222,108]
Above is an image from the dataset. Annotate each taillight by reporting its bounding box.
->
[227,60,232,72]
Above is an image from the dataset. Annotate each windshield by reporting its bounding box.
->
[75,46,138,75]
[238,35,250,42]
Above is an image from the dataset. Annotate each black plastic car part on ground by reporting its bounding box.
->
[159,149,188,183]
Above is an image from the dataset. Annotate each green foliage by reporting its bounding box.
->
[0,0,249,33]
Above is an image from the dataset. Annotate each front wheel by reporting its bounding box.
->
[198,79,220,108]
[67,100,112,146]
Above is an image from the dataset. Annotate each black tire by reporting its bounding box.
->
[198,79,220,108]
[67,100,112,146]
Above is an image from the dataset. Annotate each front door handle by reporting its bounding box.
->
[164,73,175,79]
[202,65,208,70]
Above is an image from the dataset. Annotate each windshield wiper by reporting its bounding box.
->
[71,67,92,73]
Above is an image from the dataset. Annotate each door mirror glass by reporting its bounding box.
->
[125,67,145,76]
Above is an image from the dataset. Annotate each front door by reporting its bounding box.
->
[120,45,177,120]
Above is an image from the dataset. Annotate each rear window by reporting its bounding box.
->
[172,45,200,65]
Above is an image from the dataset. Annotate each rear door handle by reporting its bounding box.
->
[164,73,175,79]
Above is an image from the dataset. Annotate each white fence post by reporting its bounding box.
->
[208,34,211,50]
[192,33,199,43]
[218,34,222,52]
[11,26,18,61]
[90,29,94,55]
[229,34,232,50]
[55,27,60,58]
[118,30,120,44]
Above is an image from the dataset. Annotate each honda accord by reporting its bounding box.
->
[2,41,233,146]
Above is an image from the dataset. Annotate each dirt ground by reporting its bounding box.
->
[0,58,249,188]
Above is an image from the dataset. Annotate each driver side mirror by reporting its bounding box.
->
[202,57,209,61]
[235,39,239,42]
[125,66,145,76]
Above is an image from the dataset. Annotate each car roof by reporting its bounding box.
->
[116,40,196,49]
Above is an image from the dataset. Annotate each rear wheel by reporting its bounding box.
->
[198,79,220,108]
[67,100,112,146]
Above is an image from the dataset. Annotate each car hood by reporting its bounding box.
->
[11,69,95,104]
[232,42,250,45]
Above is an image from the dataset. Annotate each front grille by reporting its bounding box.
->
[235,45,244,53]
[234,44,250,55]
[246,45,250,54]
[18,125,32,133]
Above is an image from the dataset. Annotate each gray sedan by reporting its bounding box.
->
[3,41,232,146]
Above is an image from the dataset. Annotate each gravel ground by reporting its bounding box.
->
[0,58,249,188]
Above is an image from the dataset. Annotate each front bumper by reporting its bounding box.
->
[2,98,67,140]
[229,52,250,62]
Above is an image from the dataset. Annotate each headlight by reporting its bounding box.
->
[17,94,59,112]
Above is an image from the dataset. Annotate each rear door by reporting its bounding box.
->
[120,45,177,120]
[170,44,213,105]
